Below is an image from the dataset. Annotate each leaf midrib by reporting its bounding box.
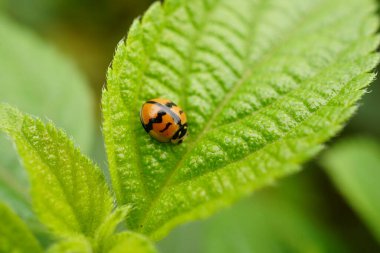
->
[123,3,168,205]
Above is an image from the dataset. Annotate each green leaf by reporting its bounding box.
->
[0,203,42,253]
[46,208,156,253]
[0,13,95,227]
[93,206,131,252]
[103,0,379,239]
[0,104,113,238]
[46,237,92,253]
[105,232,158,253]
[322,137,380,243]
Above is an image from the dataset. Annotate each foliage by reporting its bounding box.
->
[0,104,156,252]
[0,104,113,237]
[0,13,95,234]
[103,0,379,240]
[322,137,380,243]
[0,0,379,251]
[0,203,42,253]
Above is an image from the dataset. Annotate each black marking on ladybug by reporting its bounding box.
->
[143,111,166,132]
[179,110,184,114]
[165,102,177,108]
[172,123,188,140]
[146,100,181,124]
[178,124,188,138]
[160,122,172,133]
[172,130,180,140]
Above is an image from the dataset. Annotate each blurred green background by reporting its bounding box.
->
[0,0,380,252]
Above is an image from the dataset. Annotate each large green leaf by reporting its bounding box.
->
[0,13,95,225]
[0,104,112,238]
[103,0,379,239]
[322,137,380,243]
[0,203,42,253]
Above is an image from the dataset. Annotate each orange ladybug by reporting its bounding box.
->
[140,98,188,144]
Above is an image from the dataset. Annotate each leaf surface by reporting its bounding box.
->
[322,137,380,243]
[0,203,42,253]
[0,104,113,238]
[103,0,380,239]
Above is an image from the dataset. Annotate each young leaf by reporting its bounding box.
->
[46,236,92,253]
[322,137,380,243]
[104,232,157,253]
[0,104,113,238]
[46,208,156,253]
[103,0,379,239]
[93,206,131,252]
[0,203,42,253]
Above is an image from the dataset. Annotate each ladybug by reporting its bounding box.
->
[140,98,188,144]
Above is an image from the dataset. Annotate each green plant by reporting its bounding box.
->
[0,0,379,251]
[0,12,95,243]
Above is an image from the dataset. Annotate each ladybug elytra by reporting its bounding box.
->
[140,98,188,144]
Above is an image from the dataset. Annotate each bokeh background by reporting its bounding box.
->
[1,0,380,252]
